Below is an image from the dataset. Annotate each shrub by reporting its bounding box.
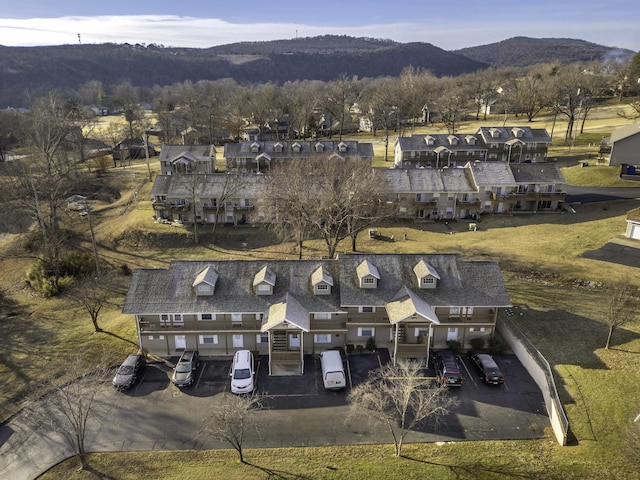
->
[346,344,355,354]
[446,340,462,353]
[469,337,485,350]
[366,337,377,352]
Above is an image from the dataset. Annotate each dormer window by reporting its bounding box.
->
[489,128,501,138]
[192,266,219,296]
[292,142,302,153]
[314,142,325,153]
[447,135,459,145]
[273,142,284,153]
[413,259,440,289]
[253,265,276,296]
[357,259,380,289]
[465,135,476,145]
[337,142,348,153]
[311,265,333,295]
[425,135,435,146]
[250,142,260,153]
[511,127,524,138]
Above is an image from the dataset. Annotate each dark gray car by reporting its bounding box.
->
[171,350,200,388]
[112,354,145,391]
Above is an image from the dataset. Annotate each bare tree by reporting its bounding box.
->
[67,271,117,333]
[21,350,112,470]
[436,80,470,134]
[604,278,637,349]
[348,360,456,456]
[264,160,318,259]
[199,392,263,464]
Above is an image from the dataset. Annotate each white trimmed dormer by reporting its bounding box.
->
[425,135,436,146]
[314,142,325,153]
[413,259,440,289]
[273,142,284,153]
[250,142,260,153]
[337,142,349,153]
[291,142,302,153]
[192,266,219,296]
[465,135,477,145]
[311,265,334,295]
[447,135,459,145]
[511,127,524,138]
[489,128,501,138]
[356,259,380,289]
[253,265,276,295]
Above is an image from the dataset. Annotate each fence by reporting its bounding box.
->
[497,314,569,445]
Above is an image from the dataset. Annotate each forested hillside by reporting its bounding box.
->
[455,36,634,67]
[0,35,634,107]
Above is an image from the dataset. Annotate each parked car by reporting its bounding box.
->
[230,349,255,394]
[171,350,200,388]
[431,350,463,387]
[112,354,145,391]
[468,352,504,385]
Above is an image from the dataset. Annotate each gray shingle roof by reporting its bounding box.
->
[224,140,374,159]
[122,255,511,317]
[468,162,516,186]
[150,173,267,198]
[379,168,478,193]
[395,134,487,154]
[338,254,511,308]
[475,126,552,144]
[510,163,564,184]
[158,144,216,163]
[610,122,640,143]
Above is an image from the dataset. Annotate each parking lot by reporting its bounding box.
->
[121,348,550,443]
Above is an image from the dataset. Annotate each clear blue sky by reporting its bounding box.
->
[1,0,638,52]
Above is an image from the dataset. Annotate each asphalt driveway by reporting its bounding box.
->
[0,349,550,480]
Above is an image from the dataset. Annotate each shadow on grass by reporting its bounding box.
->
[99,330,138,347]
[244,460,314,480]
[401,454,536,479]
[79,464,118,480]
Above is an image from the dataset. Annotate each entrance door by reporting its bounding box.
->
[175,335,186,350]
[446,328,458,342]
[289,333,300,350]
[233,334,244,348]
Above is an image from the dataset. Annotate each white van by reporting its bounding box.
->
[230,350,255,394]
[320,350,346,390]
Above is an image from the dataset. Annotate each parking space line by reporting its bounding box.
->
[345,357,353,389]
[195,362,206,388]
[459,356,479,389]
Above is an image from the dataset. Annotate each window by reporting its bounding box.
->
[257,284,271,292]
[359,306,375,313]
[358,327,375,337]
[232,313,242,322]
[197,284,211,293]
[160,314,170,326]
[363,277,375,285]
[316,283,329,291]
[315,312,331,320]
[148,335,165,340]
[199,335,219,344]
[199,313,215,321]
[314,334,331,343]
[469,327,486,332]
[414,328,429,337]
[173,314,183,325]
[256,313,264,321]
[256,333,269,344]
[449,307,461,317]
[422,277,434,285]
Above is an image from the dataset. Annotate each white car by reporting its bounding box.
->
[230,350,255,394]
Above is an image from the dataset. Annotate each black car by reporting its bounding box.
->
[171,350,200,388]
[112,354,145,390]
[468,352,504,385]
[431,350,463,387]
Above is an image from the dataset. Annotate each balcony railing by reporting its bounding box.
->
[139,319,263,332]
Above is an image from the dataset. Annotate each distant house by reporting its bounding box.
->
[89,104,109,116]
[158,144,216,175]
[113,138,157,161]
[608,123,640,167]
[122,254,511,371]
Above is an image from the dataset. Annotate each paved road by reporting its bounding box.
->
[0,353,549,480]
[566,185,640,203]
